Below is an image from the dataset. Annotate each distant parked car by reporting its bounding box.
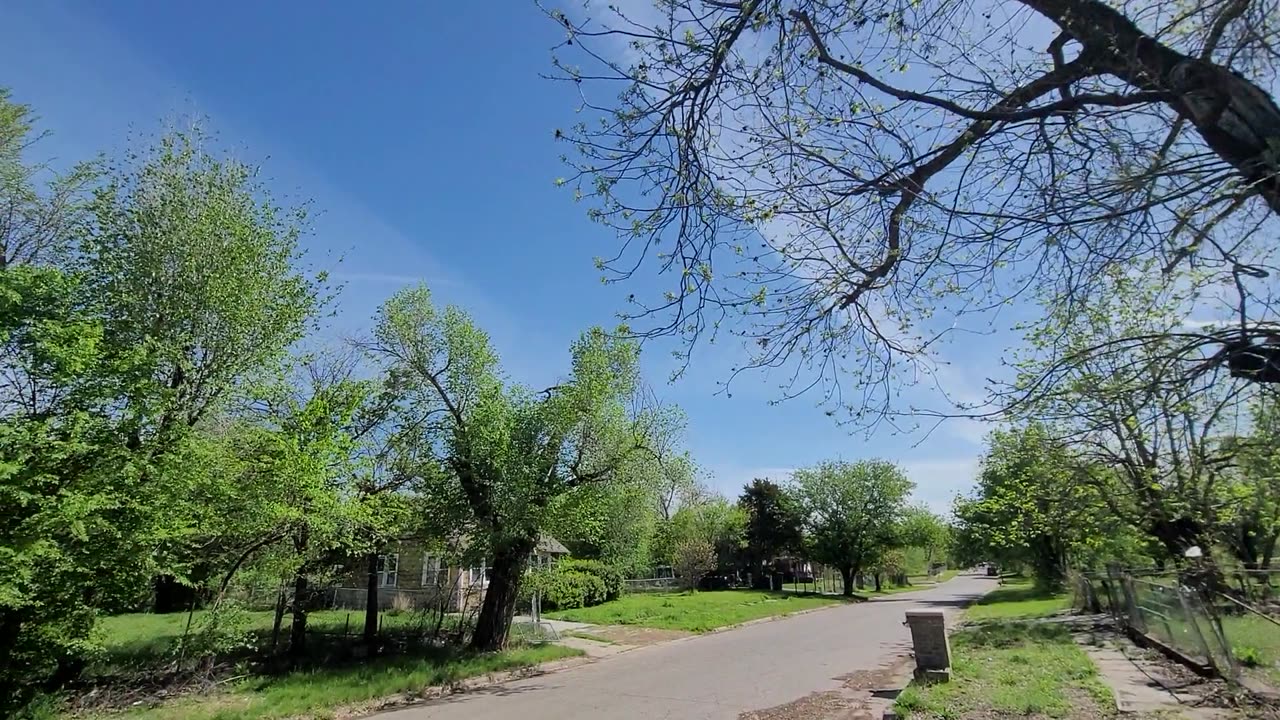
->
[986,565,999,577]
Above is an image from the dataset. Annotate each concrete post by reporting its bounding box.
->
[905,611,951,682]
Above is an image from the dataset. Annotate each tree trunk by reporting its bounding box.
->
[363,552,379,653]
[470,537,536,651]
[1018,0,1280,213]
[873,572,882,592]
[839,565,855,597]
[0,609,26,716]
[270,586,286,651]
[289,572,309,659]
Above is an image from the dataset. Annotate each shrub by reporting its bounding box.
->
[558,559,624,601]
[540,571,607,610]
[1235,645,1264,668]
[673,539,716,591]
[523,562,617,610]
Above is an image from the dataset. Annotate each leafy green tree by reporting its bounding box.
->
[0,87,97,268]
[364,286,661,650]
[1217,398,1280,571]
[791,460,913,596]
[665,492,748,571]
[0,117,324,710]
[954,426,1083,589]
[738,478,803,572]
[1011,270,1238,563]
[899,507,950,575]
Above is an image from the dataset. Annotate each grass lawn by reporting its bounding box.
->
[1213,613,1280,687]
[965,581,1071,621]
[104,644,580,720]
[895,622,1113,719]
[95,609,452,670]
[544,590,845,632]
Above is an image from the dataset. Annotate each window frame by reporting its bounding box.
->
[467,559,489,587]
[421,553,443,587]
[376,553,399,588]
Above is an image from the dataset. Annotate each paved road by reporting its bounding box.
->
[380,574,994,720]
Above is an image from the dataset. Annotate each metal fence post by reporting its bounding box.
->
[1121,573,1145,633]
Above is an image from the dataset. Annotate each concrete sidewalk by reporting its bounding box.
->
[378,574,993,720]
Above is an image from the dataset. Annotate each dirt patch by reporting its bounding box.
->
[582,625,693,646]
[739,655,912,720]
[838,653,913,691]
[738,690,874,720]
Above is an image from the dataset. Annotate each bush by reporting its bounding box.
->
[558,559,624,601]
[523,559,623,610]
[535,570,607,610]
[1235,645,1264,668]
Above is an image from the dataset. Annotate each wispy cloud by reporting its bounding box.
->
[899,456,980,516]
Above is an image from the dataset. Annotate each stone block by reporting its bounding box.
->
[905,610,951,678]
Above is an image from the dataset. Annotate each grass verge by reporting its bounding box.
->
[544,589,844,632]
[965,581,1071,621]
[97,644,580,720]
[895,622,1113,719]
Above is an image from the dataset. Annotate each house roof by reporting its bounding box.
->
[536,534,570,555]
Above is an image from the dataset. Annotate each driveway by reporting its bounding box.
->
[379,574,994,720]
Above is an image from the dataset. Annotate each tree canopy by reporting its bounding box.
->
[790,459,913,595]
[546,0,1280,424]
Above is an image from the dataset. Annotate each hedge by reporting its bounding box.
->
[523,559,625,610]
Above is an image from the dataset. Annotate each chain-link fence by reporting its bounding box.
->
[1074,568,1280,690]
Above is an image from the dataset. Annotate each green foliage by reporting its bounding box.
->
[898,507,950,570]
[672,537,717,590]
[663,493,747,571]
[738,478,803,566]
[365,286,669,649]
[533,569,608,610]
[0,102,326,713]
[556,559,624,601]
[791,459,913,592]
[1216,397,1280,570]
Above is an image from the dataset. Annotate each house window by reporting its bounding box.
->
[377,554,399,588]
[421,554,443,586]
[467,559,489,587]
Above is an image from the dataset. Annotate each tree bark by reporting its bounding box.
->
[839,565,855,597]
[0,609,26,715]
[289,572,309,659]
[363,552,379,652]
[873,572,883,592]
[470,537,536,651]
[270,586,287,651]
[1018,0,1280,212]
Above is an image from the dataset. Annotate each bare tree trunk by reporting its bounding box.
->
[470,538,535,652]
[270,586,286,652]
[839,565,855,597]
[363,552,379,653]
[289,572,309,659]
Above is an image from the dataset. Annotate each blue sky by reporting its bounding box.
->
[0,0,997,511]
